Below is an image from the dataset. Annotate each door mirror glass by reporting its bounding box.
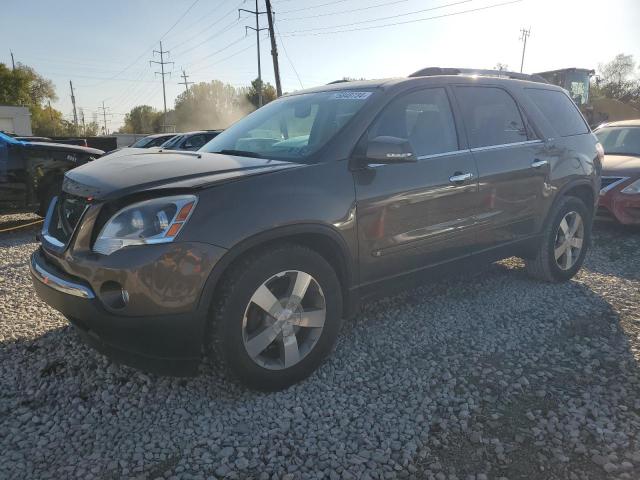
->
[365,136,416,164]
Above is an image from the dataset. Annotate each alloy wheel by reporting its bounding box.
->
[554,211,584,270]
[242,270,326,370]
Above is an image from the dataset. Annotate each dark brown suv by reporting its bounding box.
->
[30,68,602,390]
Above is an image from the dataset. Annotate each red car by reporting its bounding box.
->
[595,120,640,225]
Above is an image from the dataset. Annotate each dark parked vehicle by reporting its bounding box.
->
[30,69,601,390]
[594,120,640,225]
[159,130,222,151]
[129,133,177,148]
[0,132,103,214]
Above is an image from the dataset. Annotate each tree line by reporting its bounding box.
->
[1,54,638,137]
[119,78,277,134]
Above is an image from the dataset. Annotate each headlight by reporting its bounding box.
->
[621,179,640,194]
[94,195,197,255]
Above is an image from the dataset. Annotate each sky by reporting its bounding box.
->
[1,0,639,132]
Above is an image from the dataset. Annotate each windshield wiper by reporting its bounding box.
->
[211,149,264,158]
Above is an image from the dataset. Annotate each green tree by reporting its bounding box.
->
[0,62,70,136]
[119,105,164,133]
[245,78,277,108]
[596,53,640,104]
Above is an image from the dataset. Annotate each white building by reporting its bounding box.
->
[0,106,32,135]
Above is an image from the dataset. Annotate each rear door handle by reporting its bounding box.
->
[449,172,474,183]
[531,159,549,168]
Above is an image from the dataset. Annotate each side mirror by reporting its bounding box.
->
[364,136,416,164]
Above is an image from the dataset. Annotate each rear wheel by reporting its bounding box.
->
[525,196,592,282]
[210,244,343,390]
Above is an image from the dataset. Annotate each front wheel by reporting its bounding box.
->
[525,196,592,282]
[210,244,343,390]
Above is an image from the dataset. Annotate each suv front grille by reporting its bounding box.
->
[43,193,90,248]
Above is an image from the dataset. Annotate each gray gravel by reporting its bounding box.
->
[1,217,639,480]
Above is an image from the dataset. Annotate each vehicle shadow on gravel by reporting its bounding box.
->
[2,236,640,479]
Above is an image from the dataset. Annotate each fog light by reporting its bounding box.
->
[100,281,129,309]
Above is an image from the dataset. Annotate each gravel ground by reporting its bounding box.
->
[1,217,639,480]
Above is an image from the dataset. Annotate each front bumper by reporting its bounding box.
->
[30,247,216,376]
[599,190,640,225]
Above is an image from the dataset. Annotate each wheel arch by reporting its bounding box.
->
[196,223,357,322]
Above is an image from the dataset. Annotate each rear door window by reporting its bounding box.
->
[525,88,589,137]
[454,86,528,148]
[369,87,458,157]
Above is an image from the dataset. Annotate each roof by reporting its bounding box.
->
[144,133,176,138]
[285,68,559,97]
[535,68,595,75]
[600,119,640,128]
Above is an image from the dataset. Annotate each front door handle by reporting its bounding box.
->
[531,159,549,168]
[449,172,474,183]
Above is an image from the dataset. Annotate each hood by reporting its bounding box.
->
[63,149,300,200]
[601,154,640,176]
[25,141,104,156]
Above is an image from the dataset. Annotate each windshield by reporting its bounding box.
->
[161,134,184,149]
[130,136,154,148]
[596,126,640,156]
[201,89,375,162]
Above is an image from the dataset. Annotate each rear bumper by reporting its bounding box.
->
[30,248,204,375]
[598,191,640,225]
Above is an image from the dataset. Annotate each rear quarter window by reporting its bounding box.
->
[524,88,589,137]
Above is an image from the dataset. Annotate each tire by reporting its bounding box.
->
[210,243,343,390]
[525,195,592,282]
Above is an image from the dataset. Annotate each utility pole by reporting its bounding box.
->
[265,0,282,97]
[69,80,78,135]
[99,101,109,136]
[519,27,531,73]
[178,69,194,93]
[240,1,268,107]
[150,41,174,132]
[79,108,86,136]
[10,51,15,71]
[48,100,56,136]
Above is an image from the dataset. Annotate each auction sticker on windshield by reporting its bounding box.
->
[330,91,372,100]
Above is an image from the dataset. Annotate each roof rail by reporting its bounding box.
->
[326,79,351,85]
[408,67,548,83]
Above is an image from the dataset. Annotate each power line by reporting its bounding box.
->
[186,36,248,68]
[170,1,245,51]
[279,0,413,21]
[281,0,473,34]
[172,17,241,58]
[519,27,531,73]
[278,0,349,15]
[189,38,263,74]
[279,0,523,37]
[274,23,303,89]
[160,0,201,40]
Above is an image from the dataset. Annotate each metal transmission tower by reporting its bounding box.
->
[519,27,531,73]
[69,80,79,134]
[178,70,194,93]
[150,41,174,131]
[99,101,110,135]
[240,0,268,107]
